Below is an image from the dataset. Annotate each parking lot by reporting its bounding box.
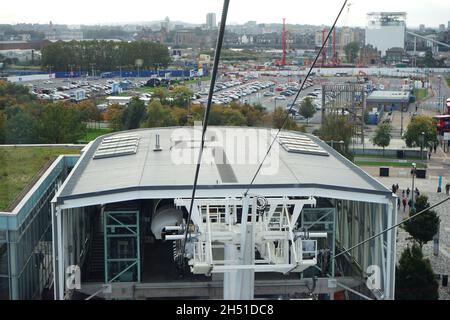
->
[21,76,151,102]
[20,73,388,127]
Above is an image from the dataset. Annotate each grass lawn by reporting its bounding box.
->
[355,160,426,169]
[136,87,157,94]
[0,147,82,211]
[183,76,211,85]
[6,65,42,70]
[354,154,422,161]
[413,88,428,101]
[82,128,112,142]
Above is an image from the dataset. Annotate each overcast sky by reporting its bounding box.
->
[1,0,449,28]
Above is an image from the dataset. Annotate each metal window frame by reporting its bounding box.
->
[103,211,140,283]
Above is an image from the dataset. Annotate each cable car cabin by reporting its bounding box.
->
[434,115,450,135]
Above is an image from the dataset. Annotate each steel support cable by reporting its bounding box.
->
[182,0,230,256]
[243,0,348,197]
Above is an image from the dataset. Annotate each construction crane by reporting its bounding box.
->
[276,18,287,67]
[321,27,338,67]
[321,28,327,67]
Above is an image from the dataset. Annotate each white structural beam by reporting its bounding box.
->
[57,187,391,210]
[407,31,450,49]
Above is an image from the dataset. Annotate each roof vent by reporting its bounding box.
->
[154,134,162,152]
[277,133,329,157]
[93,134,140,160]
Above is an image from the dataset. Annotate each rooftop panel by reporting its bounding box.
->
[56,127,391,203]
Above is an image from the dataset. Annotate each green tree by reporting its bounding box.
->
[344,42,360,64]
[0,80,35,110]
[41,40,171,72]
[145,100,176,128]
[172,86,193,107]
[239,103,267,127]
[403,115,437,149]
[423,50,436,68]
[318,115,354,160]
[170,107,189,126]
[271,107,304,131]
[403,195,440,248]
[299,97,316,124]
[395,244,439,300]
[153,87,167,101]
[104,104,125,132]
[372,123,392,156]
[5,112,39,144]
[0,111,5,144]
[74,100,101,122]
[39,104,86,143]
[221,108,247,126]
[122,98,147,130]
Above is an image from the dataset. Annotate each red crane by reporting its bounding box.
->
[332,27,337,67]
[276,18,287,66]
[321,27,338,67]
[281,18,286,66]
[321,28,327,67]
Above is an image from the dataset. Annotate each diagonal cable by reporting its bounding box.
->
[244,0,348,196]
[182,0,230,256]
[332,196,449,260]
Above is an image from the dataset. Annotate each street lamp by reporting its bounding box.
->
[411,163,417,209]
[420,131,425,161]
[437,75,442,114]
[68,64,75,78]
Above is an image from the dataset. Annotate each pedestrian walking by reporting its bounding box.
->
[397,197,401,210]
[434,143,437,153]
[446,183,450,195]
[392,184,396,194]
[428,151,432,160]
[402,197,407,212]
[402,190,405,197]
[396,183,399,193]
[406,188,410,197]
[415,187,420,198]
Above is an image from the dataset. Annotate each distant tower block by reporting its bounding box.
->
[365,12,407,56]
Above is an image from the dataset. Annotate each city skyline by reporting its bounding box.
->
[1,0,449,28]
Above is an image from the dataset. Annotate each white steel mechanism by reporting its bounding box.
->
[167,196,319,299]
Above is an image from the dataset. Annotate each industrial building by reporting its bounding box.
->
[367,90,411,112]
[44,127,397,299]
[1,127,398,300]
[366,12,407,56]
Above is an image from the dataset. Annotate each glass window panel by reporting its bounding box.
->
[0,277,10,300]
[0,243,8,275]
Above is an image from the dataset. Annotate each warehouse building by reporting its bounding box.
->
[367,90,411,112]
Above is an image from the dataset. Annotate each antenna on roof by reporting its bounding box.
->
[154,134,162,152]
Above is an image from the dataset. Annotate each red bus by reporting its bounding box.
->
[434,115,450,135]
